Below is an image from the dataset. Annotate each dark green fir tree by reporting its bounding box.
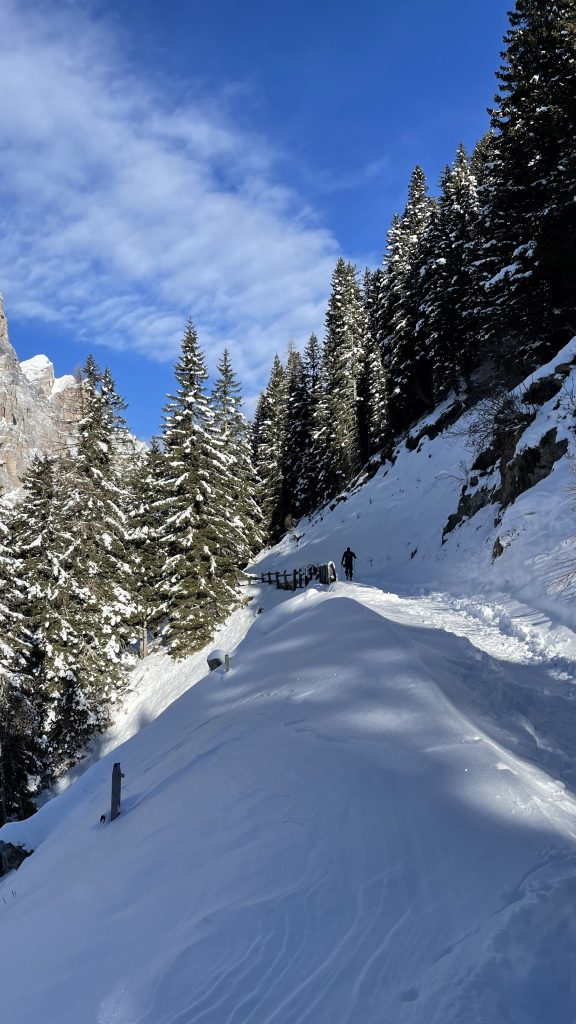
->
[483,0,576,371]
[253,355,288,540]
[211,348,263,585]
[159,320,227,656]
[0,502,44,822]
[318,258,367,498]
[126,439,167,659]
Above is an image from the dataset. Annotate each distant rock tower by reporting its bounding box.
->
[0,296,82,493]
[0,294,21,376]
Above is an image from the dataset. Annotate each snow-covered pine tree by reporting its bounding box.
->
[38,357,136,768]
[422,145,480,401]
[483,0,576,372]
[381,167,435,433]
[299,332,325,515]
[363,267,381,347]
[460,130,501,381]
[211,349,263,585]
[0,673,43,824]
[374,213,403,354]
[253,355,288,540]
[282,346,310,525]
[357,270,390,459]
[7,455,75,782]
[0,501,43,822]
[126,439,167,659]
[318,258,367,498]
[160,320,227,656]
[0,505,28,680]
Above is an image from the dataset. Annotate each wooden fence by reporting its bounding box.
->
[243,565,321,591]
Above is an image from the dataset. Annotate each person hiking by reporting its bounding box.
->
[341,547,356,581]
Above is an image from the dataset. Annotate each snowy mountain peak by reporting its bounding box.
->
[20,354,55,398]
[20,354,76,401]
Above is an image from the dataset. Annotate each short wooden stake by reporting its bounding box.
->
[111,762,123,822]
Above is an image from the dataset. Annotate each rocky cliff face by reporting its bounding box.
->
[0,297,82,493]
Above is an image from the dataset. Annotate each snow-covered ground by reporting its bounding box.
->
[2,580,576,1023]
[55,604,257,794]
[3,343,576,1022]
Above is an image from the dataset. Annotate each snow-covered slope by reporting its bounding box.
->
[258,337,576,636]
[3,340,576,1022]
[3,582,576,1023]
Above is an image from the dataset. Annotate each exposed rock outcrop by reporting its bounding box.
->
[443,426,568,538]
[0,297,82,493]
[0,840,32,876]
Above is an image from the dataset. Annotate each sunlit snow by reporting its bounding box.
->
[3,344,576,1022]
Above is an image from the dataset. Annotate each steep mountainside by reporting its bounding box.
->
[0,297,81,492]
[258,337,576,635]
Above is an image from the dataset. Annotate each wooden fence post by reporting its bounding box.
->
[111,762,123,822]
[292,569,297,590]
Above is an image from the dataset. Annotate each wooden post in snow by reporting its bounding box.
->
[111,762,123,822]
[140,623,148,659]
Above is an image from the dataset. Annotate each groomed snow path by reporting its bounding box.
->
[2,582,576,1023]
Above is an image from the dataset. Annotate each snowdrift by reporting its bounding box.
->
[2,583,576,1023]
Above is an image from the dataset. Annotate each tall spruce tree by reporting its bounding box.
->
[126,440,167,659]
[483,0,576,370]
[160,320,227,656]
[358,270,390,458]
[8,456,76,780]
[319,259,367,498]
[253,355,288,539]
[282,347,309,524]
[42,357,136,767]
[300,332,325,516]
[0,504,43,821]
[380,167,435,432]
[375,213,403,354]
[0,673,44,824]
[461,130,501,380]
[211,349,263,578]
[421,146,481,401]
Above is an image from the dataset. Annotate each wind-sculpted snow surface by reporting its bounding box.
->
[2,583,576,1023]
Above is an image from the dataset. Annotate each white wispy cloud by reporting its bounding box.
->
[0,0,339,395]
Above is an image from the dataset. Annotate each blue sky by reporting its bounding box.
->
[0,0,510,437]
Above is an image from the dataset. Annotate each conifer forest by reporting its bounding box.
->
[1,0,576,823]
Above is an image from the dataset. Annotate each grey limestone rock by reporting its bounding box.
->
[0,297,82,493]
